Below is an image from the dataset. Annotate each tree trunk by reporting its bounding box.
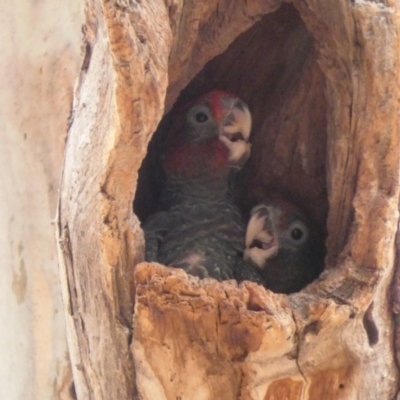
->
[0,1,83,399]
[57,1,400,399]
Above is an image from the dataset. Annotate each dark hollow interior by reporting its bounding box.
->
[134,3,328,285]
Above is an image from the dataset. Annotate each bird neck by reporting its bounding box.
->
[163,139,230,182]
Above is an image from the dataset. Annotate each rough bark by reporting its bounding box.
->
[57,0,400,399]
[0,1,83,399]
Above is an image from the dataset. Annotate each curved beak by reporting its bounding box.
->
[219,98,252,168]
[244,205,278,269]
[222,99,252,141]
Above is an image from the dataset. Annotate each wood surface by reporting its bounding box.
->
[57,1,400,399]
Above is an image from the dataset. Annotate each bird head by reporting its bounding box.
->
[163,90,252,179]
[195,90,252,168]
[244,199,311,269]
[168,90,251,159]
[244,198,325,293]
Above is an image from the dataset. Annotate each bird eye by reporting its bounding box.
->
[291,228,304,241]
[287,220,309,246]
[195,112,209,123]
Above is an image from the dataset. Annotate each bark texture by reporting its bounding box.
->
[0,1,83,399]
[57,0,400,399]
